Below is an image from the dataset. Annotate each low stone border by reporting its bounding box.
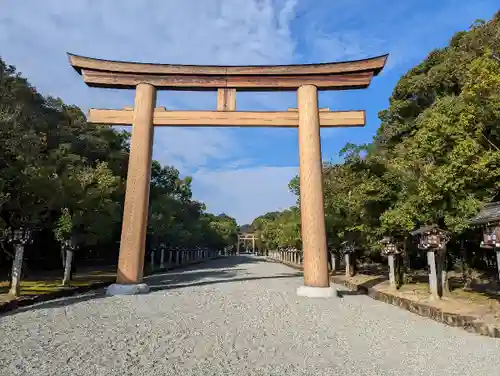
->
[0,256,224,315]
[267,257,500,339]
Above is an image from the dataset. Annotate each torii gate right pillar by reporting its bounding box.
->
[296,84,332,297]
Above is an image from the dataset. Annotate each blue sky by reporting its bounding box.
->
[1,0,498,225]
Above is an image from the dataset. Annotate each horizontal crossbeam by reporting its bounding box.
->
[288,107,330,112]
[81,69,374,91]
[87,109,365,128]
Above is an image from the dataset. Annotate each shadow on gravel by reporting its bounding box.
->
[0,256,275,317]
[149,255,266,275]
[333,276,388,298]
[336,290,364,298]
[149,272,303,292]
[0,290,108,319]
[147,255,303,291]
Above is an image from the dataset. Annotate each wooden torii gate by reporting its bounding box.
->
[68,53,387,297]
[237,233,258,254]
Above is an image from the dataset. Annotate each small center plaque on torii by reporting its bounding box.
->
[68,53,387,297]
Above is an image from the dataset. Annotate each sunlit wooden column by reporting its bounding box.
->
[116,83,156,284]
[297,84,330,288]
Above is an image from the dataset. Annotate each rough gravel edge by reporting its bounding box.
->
[0,256,225,315]
[266,257,500,339]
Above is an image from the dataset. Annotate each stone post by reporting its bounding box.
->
[387,254,397,289]
[9,244,25,296]
[427,251,440,299]
[331,252,339,274]
[496,249,500,282]
[344,253,350,277]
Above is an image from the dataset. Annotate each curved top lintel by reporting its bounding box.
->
[67,52,388,77]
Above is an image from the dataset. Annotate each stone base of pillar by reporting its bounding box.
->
[296,285,336,298]
[106,283,150,296]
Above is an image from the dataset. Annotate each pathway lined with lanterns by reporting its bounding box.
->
[1,255,499,376]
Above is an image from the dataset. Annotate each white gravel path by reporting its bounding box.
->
[1,255,499,376]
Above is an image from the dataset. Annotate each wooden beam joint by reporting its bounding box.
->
[217,88,236,111]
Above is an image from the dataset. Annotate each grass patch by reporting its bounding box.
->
[0,271,116,298]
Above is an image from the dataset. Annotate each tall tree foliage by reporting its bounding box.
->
[252,12,500,267]
[0,57,235,278]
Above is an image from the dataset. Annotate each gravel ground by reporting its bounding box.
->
[1,255,500,376]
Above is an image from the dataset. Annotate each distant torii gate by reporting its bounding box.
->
[68,53,387,297]
[237,233,258,254]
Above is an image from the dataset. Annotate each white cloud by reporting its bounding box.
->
[152,127,238,173]
[0,0,302,223]
[192,166,299,225]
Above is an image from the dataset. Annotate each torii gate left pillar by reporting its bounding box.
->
[116,83,156,289]
[67,52,387,296]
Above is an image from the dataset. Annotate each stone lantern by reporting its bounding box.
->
[327,243,340,275]
[61,233,80,286]
[469,202,500,282]
[341,240,356,277]
[410,225,450,299]
[380,236,402,289]
[5,227,34,296]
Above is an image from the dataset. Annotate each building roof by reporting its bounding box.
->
[469,202,500,226]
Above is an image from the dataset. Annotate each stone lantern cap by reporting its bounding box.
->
[410,224,440,236]
[340,240,356,254]
[410,224,450,251]
[469,202,500,249]
[379,236,400,255]
[380,236,393,244]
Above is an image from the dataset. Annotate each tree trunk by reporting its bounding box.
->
[395,254,404,288]
[389,254,404,289]
[8,244,24,297]
[345,253,356,277]
[62,249,74,286]
[436,248,450,297]
[402,239,412,284]
[60,248,66,269]
[160,248,165,269]
[461,241,473,290]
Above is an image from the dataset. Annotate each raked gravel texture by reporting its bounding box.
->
[1,256,500,376]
